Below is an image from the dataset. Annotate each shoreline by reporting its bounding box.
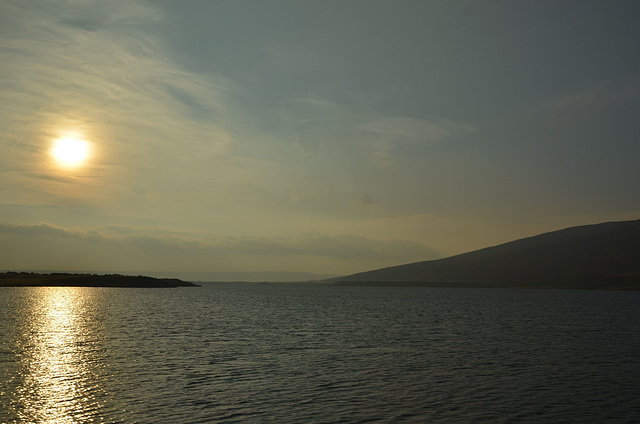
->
[0,272,199,288]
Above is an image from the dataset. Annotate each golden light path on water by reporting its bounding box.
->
[15,288,107,423]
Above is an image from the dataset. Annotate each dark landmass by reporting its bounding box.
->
[325,219,640,290]
[0,272,199,288]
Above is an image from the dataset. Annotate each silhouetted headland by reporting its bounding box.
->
[0,272,199,287]
[325,219,640,290]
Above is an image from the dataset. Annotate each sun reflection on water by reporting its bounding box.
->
[13,287,107,423]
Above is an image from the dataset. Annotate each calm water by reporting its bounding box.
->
[1,284,639,423]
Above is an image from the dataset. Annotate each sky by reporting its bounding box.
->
[2,0,640,279]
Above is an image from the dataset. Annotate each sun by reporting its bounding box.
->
[52,138,90,167]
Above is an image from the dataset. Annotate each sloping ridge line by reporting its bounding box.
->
[327,219,640,289]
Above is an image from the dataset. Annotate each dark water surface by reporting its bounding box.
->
[1,284,639,423]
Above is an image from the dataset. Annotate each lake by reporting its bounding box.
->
[1,284,639,423]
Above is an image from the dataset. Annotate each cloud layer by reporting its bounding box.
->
[0,222,440,275]
[2,1,640,275]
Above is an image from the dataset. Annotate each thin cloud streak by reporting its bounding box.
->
[359,115,477,167]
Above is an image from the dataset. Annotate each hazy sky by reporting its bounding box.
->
[2,0,640,277]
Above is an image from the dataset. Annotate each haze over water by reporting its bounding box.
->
[2,284,639,423]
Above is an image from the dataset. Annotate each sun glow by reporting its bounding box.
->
[52,138,90,167]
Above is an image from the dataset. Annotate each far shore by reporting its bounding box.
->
[0,272,199,288]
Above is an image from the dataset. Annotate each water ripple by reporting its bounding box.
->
[2,285,640,422]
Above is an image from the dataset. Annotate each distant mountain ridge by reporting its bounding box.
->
[327,219,640,290]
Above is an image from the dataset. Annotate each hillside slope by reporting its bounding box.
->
[328,219,640,290]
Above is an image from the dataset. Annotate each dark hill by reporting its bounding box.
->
[327,219,640,290]
[0,272,199,287]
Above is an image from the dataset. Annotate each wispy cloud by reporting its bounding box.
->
[262,39,321,74]
[0,0,237,204]
[359,115,476,166]
[549,75,640,112]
